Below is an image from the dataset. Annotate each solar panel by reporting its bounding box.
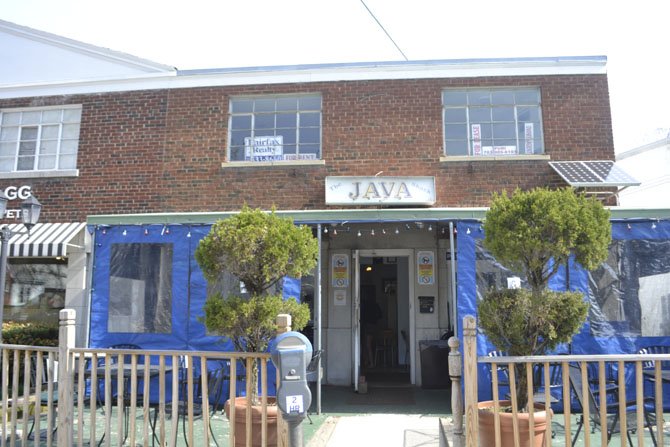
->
[549,161,640,187]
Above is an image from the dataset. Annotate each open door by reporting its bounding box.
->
[352,250,361,391]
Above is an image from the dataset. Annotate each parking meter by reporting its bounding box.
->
[271,331,313,423]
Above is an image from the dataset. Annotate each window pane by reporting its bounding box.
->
[17,156,34,170]
[492,106,515,122]
[278,129,296,145]
[1,112,21,126]
[468,90,490,105]
[478,123,492,139]
[299,112,320,127]
[277,97,298,111]
[492,123,516,139]
[444,108,466,122]
[38,155,56,169]
[42,110,62,123]
[445,123,467,139]
[19,141,36,156]
[0,158,13,171]
[230,146,245,161]
[21,111,41,125]
[517,106,540,122]
[62,108,82,122]
[443,91,467,106]
[60,139,78,155]
[41,125,60,139]
[446,140,468,155]
[299,144,319,156]
[3,259,67,326]
[230,115,252,129]
[254,98,275,112]
[58,154,77,169]
[298,96,321,110]
[470,108,491,122]
[231,99,253,113]
[0,126,18,142]
[276,113,297,128]
[515,89,540,104]
[255,114,275,130]
[491,91,515,105]
[21,126,38,140]
[299,127,320,144]
[108,243,173,334]
[0,142,15,156]
[231,130,250,147]
[39,140,57,155]
[282,144,297,155]
[61,123,80,139]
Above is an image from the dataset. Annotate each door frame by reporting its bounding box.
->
[352,249,416,384]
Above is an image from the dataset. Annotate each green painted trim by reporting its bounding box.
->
[86,206,670,225]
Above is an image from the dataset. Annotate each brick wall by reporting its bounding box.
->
[0,73,614,220]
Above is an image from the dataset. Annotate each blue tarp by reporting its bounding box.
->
[89,223,306,395]
[456,219,670,409]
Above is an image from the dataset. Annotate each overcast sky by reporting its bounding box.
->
[2,0,668,152]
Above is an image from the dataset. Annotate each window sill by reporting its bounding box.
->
[0,169,79,179]
[440,155,551,163]
[221,160,326,168]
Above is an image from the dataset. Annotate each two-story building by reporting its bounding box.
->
[2,20,668,398]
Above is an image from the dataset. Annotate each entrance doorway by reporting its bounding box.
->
[357,252,411,387]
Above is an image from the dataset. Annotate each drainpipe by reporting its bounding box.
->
[316,224,322,414]
[449,222,457,335]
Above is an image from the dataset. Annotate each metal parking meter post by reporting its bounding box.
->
[271,331,313,447]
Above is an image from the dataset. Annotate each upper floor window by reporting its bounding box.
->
[0,105,82,173]
[228,95,321,162]
[443,88,543,157]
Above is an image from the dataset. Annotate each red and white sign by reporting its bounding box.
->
[471,124,482,156]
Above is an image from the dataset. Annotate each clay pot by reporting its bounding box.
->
[478,400,551,447]
[224,397,278,447]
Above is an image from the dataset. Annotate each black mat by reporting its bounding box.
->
[346,387,415,406]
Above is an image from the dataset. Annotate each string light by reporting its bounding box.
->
[165,227,170,235]
[382,228,387,235]
[627,223,632,230]
[466,228,471,235]
[428,224,432,231]
[333,229,337,236]
[357,230,362,237]
[101,228,107,235]
[187,231,192,238]
[122,229,127,236]
[370,229,375,236]
[323,227,329,234]
[395,227,400,235]
[144,228,149,236]
[405,224,411,230]
[652,221,657,230]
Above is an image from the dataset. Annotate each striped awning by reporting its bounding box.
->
[4,222,86,257]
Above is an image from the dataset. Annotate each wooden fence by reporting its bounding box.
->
[0,309,288,447]
[449,315,668,447]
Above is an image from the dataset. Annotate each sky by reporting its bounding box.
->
[2,0,668,153]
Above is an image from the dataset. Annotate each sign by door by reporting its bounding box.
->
[331,254,349,288]
[417,251,434,285]
[325,176,435,206]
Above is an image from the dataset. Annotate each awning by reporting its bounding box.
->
[4,222,86,257]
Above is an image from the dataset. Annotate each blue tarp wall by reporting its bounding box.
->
[89,224,303,396]
[456,219,670,410]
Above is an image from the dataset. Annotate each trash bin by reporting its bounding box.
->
[419,340,450,389]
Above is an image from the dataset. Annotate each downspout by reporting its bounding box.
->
[316,224,322,414]
[449,222,458,335]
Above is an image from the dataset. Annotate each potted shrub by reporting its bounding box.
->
[195,205,318,446]
[477,187,611,447]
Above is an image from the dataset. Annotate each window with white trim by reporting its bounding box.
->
[228,95,321,162]
[0,105,82,173]
[443,88,544,157]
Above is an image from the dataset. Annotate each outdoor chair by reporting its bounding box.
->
[568,363,657,446]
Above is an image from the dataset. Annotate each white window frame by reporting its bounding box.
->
[442,88,544,158]
[227,94,322,164]
[0,105,82,178]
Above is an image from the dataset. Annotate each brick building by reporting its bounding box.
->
[5,20,666,392]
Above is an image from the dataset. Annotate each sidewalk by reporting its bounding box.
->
[309,414,442,447]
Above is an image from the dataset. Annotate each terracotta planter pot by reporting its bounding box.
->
[478,400,551,447]
[224,397,278,447]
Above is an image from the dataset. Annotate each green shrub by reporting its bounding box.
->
[2,321,59,347]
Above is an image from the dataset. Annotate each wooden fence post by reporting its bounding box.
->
[57,308,76,446]
[448,336,464,447]
[276,314,291,447]
[463,315,478,447]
